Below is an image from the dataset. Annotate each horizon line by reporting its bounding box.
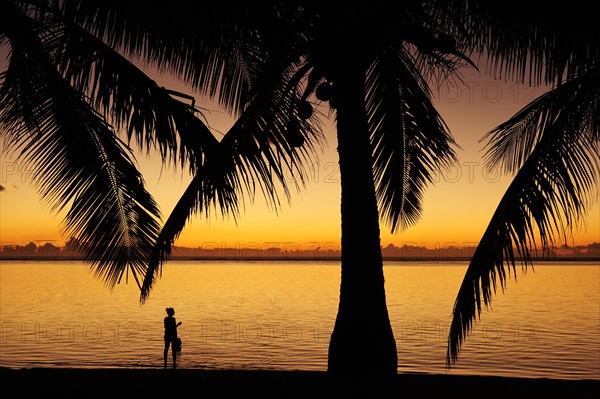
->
[2,255,598,262]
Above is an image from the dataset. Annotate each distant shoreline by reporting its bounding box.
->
[3,242,598,263]
[1,256,598,262]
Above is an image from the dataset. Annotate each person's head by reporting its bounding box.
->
[166,307,175,316]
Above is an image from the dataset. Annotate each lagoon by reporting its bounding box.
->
[1,260,598,379]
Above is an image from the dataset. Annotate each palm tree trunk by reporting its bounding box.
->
[327,63,398,375]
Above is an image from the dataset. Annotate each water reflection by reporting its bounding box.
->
[1,260,598,379]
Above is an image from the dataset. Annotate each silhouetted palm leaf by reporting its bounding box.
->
[60,0,293,117]
[459,1,598,86]
[55,24,202,168]
[0,5,162,288]
[447,67,600,365]
[367,48,459,232]
[23,4,219,173]
[140,59,323,301]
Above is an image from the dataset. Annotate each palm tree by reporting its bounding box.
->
[46,1,465,375]
[88,1,474,375]
[297,3,468,375]
[127,2,465,375]
[446,4,600,365]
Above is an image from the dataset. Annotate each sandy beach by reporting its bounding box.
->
[1,367,598,398]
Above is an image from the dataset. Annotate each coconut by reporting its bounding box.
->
[315,82,333,101]
[298,100,313,120]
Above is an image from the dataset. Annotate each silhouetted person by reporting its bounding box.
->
[164,307,181,369]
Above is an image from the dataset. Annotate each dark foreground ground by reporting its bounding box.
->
[1,367,598,398]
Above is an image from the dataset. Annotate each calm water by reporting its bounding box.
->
[1,260,598,379]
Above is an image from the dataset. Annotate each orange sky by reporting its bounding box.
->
[1,62,599,251]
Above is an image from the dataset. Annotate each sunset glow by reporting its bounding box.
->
[0,57,598,252]
[1,1,599,391]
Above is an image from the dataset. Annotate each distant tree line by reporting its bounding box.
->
[2,241,597,260]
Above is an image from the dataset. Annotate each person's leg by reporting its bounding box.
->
[164,338,170,369]
[172,340,177,369]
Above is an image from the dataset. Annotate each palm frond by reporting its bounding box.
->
[0,3,161,289]
[54,22,184,162]
[367,48,459,232]
[140,59,324,302]
[456,1,599,86]
[482,70,600,173]
[5,1,220,176]
[447,68,600,365]
[59,0,296,116]
[139,168,234,301]
[18,7,223,174]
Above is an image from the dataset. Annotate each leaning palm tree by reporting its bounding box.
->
[446,4,600,365]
